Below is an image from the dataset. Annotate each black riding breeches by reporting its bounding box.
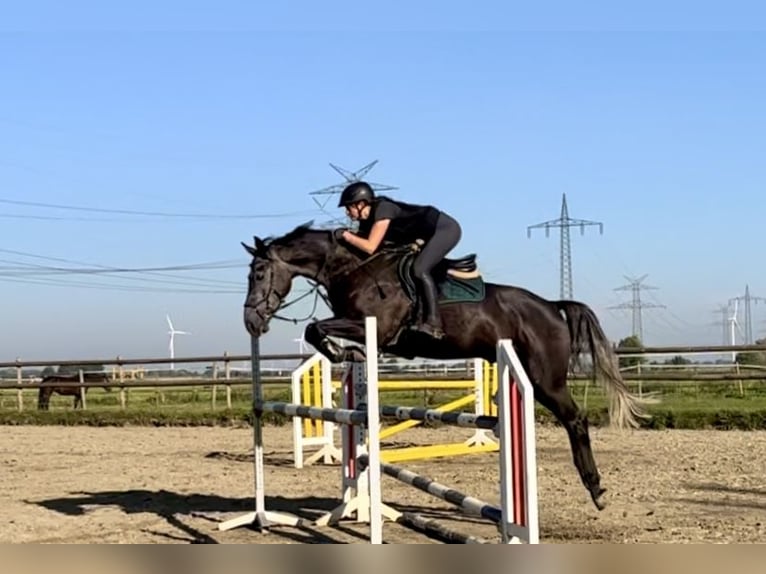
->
[412,212,462,280]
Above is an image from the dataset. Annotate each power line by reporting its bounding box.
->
[607,274,665,343]
[0,274,243,294]
[643,289,700,330]
[527,193,603,300]
[0,252,240,272]
[0,247,244,292]
[0,213,134,222]
[0,246,316,297]
[0,258,243,290]
[0,197,317,220]
[0,247,240,279]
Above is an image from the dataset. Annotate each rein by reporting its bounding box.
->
[271,281,325,324]
[248,233,415,326]
[336,243,414,278]
[254,247,331,325]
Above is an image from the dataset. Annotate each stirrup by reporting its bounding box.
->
[413,321,445,340]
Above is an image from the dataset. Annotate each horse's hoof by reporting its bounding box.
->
[592,487,607,511]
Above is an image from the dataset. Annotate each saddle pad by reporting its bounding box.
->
[438,275,486,304]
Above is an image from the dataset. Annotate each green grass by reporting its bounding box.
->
[4,379,766,430]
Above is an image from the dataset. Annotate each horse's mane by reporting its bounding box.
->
[266,220,330,247]
[261,220,409,267]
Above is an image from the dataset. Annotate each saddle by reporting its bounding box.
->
[395,244,486,308]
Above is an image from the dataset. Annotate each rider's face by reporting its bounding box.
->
[345,201,369,220]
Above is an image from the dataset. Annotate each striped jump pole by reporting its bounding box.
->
[395,512,490,544]
[378,405,499,429]
[357,454,502,524]
[257,403,367,425]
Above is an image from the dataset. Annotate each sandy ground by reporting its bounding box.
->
[1,423,765,544]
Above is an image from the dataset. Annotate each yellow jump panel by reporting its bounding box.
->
[380,441,499,463]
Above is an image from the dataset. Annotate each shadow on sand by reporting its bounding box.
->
[669,482,766,513]
[29,489,358,544]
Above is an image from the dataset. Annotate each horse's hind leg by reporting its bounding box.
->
[535,379,606,510]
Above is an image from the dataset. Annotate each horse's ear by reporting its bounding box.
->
[241,241,258,257]
[254,236,268,253]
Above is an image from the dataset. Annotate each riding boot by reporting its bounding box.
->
[416,274,445,339]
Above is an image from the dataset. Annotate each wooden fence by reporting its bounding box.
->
[1,343,765,412]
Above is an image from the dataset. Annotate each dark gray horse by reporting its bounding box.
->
[241,222,651,510]
[37,372,112,410]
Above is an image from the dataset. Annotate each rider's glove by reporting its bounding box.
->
[334,228,349,242]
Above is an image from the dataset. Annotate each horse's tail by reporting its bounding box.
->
[556,300,654,429]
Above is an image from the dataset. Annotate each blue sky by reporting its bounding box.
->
[1,3,765,364]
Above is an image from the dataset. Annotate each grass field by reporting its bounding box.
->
[3,377,766,429]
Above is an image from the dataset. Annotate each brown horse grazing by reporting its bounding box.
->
[37,372,112,411]
[241,222,653,511]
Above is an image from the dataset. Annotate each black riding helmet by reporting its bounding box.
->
[338,181,375,207]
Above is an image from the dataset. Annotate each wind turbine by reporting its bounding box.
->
[293,333,309,355]
[166,314,190,371]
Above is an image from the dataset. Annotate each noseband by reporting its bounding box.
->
[245,249,327,325]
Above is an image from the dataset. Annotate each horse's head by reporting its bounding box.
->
[67,371,112,392]
[241,234,297,337]
[90,372,113,392]
[241,221,361,337]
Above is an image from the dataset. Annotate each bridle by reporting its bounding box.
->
[244,248,330,326]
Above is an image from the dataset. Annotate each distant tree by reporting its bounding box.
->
[57,364,105,375]
[665,355,692,366]
[735,338,766,366]
[617,335,645,370]
[40,366,56,377]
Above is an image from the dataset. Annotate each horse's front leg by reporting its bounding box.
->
[304,317,370,363]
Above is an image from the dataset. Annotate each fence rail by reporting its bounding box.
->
[1,342,764,370]
[0,352,309,369]
[1,342,765,413]
[5,369,766,392]
[3,367,766,414]
[614,343,766,356]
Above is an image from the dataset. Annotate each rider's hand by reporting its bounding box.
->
[333,227,349,242]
